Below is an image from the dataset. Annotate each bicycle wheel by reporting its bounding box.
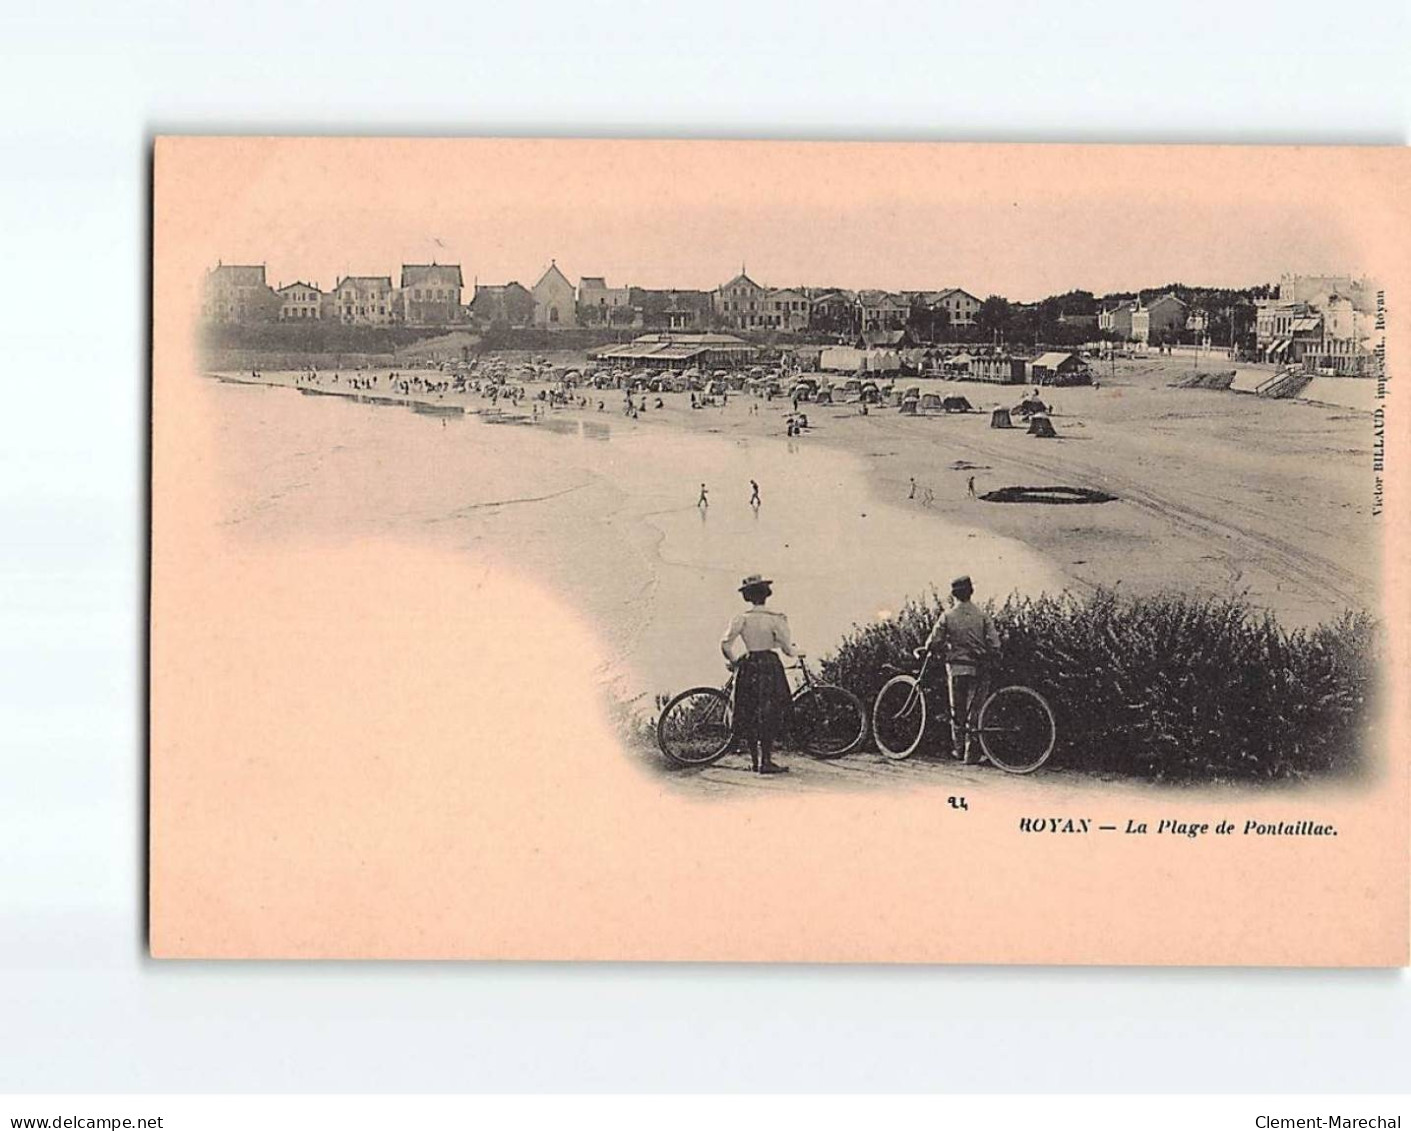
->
[657,687,733,767]
[793,684,868,759]
[977,685,1056,773]
[872,675,926,759]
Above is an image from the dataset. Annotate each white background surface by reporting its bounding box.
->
[1,0,1408,1093]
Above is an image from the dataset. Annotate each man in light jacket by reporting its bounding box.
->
[919,574,1001,764]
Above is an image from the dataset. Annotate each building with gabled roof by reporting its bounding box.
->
[532,261,577,328]
[763,288,811,331]
[1098,298,1138,340]
[1131,293,1187,345]
[203,262,280,324]
[399,263,463,325]
[922,287,982,328]
[856,290,909,331]
[333,275,395,325]
[470,282,534,327]
[808,290,858,334]
[713,269,769,329]
[276,281,325,321]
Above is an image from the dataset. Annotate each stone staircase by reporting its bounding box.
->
[1255,368,1313,400]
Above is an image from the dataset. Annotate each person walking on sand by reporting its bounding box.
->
[721,574,797,775]
[909,476,917,500]
[916,575,1001,765]
[697,483,709,509]
[967,475,977,499]
[749,479,761,508]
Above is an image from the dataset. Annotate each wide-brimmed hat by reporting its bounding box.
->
[739,573,774,593]
[950,574,973,592]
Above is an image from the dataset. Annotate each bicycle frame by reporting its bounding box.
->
[886,653,1003,738]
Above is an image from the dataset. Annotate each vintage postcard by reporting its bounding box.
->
[150,138,1408,963]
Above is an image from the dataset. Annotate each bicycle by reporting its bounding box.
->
[657,656,869,768]
[870,651,1057,773]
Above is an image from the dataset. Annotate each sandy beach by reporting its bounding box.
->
[211,356,1377,627]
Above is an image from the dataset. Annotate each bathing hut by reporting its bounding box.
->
[990,407,1013,429]
[1027,414,1058,438]
[971,355,1030,385]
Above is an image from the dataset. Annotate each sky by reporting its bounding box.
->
[169,139,1384,304]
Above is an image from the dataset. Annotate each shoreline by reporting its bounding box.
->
[206,362,1378,630]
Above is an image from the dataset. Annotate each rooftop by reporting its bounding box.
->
[1033,351,1079,368]
[401,263,463,288]
[208,264,266,284]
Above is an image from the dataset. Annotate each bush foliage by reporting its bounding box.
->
[819,588,1378,783]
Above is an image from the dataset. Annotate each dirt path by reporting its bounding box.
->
[648,747,1082,797]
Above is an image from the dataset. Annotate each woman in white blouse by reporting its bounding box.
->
[720,574,798,774]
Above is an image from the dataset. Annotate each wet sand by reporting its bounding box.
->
[203,377,1062,702]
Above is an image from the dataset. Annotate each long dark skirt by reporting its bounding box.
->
[732,650,792,743]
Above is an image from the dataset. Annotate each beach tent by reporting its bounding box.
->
[1014,396,1049,417]
[919,392,944,413]
[990,408,1013,428]
[899,396,919,415]
[1027,414,1058,438]
[942,395,972,413]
